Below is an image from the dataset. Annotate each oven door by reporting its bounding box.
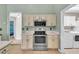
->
[34,36,46,45]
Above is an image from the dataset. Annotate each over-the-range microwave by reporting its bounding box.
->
[34,21,46,26]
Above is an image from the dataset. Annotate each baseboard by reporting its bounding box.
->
[48,48,58,50]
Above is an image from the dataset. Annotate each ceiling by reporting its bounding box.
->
[6,4,68,14]
[65,5,79,13]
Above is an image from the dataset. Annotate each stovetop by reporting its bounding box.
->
[33,31,47,35]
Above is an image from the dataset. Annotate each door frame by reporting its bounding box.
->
[8,12,22,41]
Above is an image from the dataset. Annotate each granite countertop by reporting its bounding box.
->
[0,41,12,50]
[46,31,59,35]
[23,31,59,36]
[70,31,79,33]
[65,31,79,33]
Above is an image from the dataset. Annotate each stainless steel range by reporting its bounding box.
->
[33,20,47,50]
[33,31,47,50]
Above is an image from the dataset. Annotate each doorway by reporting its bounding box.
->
[9,12,22,43]
[60,4,79,53]
[10,20,14,38]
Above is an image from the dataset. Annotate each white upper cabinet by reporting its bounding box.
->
[23,14,56,26]
[46,15,56,26]
[64,16,76,26]
[23,15,34,26]
[28,16,34,26]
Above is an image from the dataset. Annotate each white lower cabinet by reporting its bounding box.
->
[21,35,33,50]
[27,36,33,49]
[47,35,58,49]
[73,42,79,48]
[63,32,79,48]
[63,32,74,48]
[48,36,53,48]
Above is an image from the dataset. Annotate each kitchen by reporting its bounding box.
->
[0,4,68,54]
[21,14,59,51]
[60,4,79,54]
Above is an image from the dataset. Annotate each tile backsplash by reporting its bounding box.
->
[22,26,56,32]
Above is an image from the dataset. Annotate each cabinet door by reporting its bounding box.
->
[51,15,56,26]
[52,36,58,48]
[48,36,53,48]
[22,34,33,50]
[23,15,28,26]
[63,32,73,48]
[64,16,76,26]
[28,36,33,49]
[48,35,58,49]
[21,34,28,49]
[23,15,34,26]
[28,16,34,26]
[73,42,79,48]
[46,16,51,26]
[46,15,56,26]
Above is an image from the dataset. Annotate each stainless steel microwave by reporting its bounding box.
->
[34,21,46,26]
